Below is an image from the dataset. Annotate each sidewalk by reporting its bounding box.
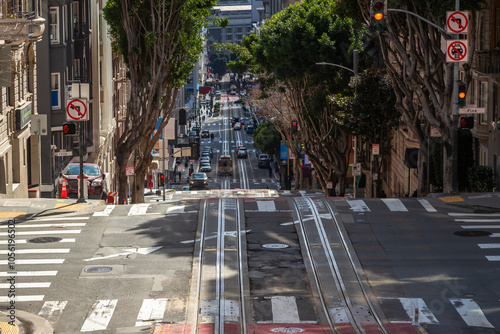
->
[427,192,500,212]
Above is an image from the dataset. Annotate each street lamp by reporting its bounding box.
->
[316,50,359,197]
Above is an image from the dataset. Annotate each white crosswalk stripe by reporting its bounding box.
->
[449,298,494,328]
[348,200,371,212]
[381,198,408,212]
[393,297,439,324]
[257,201,276,212]
[38,301,68,325]
[270,296,300,323]
[127,203,150,216]
[81,299,118,331]
[418,199,437,212]
[135,298,168,326]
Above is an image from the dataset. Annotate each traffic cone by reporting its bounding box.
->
[61,179,67,198]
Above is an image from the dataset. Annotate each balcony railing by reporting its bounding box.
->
[472,50,500,74]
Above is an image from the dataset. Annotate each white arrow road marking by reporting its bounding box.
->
[83,246,163,261]
[180,231,251,244]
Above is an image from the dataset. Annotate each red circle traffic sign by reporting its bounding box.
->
[447,41,467,61]
[67,99,87,120]
[447,11,468,33]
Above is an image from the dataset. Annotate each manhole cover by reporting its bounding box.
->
[84,266,113,273]
[262,243,289,249]
[270,328,305,333]
[454,230,492,237]
[28,237,63,243]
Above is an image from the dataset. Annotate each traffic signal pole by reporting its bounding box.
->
[451,0,460,193]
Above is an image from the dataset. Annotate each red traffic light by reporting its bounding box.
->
[460,116,474,129]
[291,120,298,134]
[63,122,77,135]
[160,174,164,179]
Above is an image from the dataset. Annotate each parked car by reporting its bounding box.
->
[233,122,242,130]
[58,163,107,199]
[192,126,200,133]
[202,147,213,158]
[237,149,248,159]
[258,154,271,168]
[201,130,210,138]
[189,172,209,190]
[200,163,212,172]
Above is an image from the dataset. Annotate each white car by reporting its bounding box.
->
[200,156,211,164]
[200,163,212,172]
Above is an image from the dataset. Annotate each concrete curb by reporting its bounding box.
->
[1,309,53,334]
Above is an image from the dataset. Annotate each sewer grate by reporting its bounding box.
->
[28,237,63,243]
[84,266,113,273]
[454,230,492,237]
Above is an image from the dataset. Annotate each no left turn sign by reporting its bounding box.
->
[446,11,468,34]
[66,98,88,121]
[446,40,468,63]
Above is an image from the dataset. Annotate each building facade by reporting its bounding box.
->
[0,0,45,199]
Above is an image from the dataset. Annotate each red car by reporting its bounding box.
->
[58,163,107,199]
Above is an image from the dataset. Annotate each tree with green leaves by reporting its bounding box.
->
[332,69,399,196]
[103,0,226,203]
[236,0,362,196]
[354,0,484,193]
[252,121,281,159]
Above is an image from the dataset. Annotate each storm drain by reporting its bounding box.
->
[454,230,492,237]
[84,266,113,273]
[28,237,63,243]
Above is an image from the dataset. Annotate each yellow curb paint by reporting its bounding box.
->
[53,203,90,211]
[0,212,26,218]
[438,196,464,203]
[0,322,19,334]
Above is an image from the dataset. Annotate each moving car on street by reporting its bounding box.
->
[200,163,212,172]
[201,130,210,138]
[189,172,209,190]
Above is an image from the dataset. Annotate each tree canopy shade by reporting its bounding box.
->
[103,0,226,203]
[237,0,362,195]
[353,0,484,193]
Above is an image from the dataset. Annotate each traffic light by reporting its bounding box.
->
[370,0,387,32]
[458,81,467,107]
[291,120,298,134]
[63,122,77,135]
[159,173,164,186]
[460,116,474,129]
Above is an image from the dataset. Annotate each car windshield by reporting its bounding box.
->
[65,165,100,176]
[202,130,209,133]
[192,173,206,179]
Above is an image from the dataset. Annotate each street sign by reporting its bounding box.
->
[446,11,468,34]
[126,165,135,176]
[372,144,380,155]
[459,107,486,114]
[53,150,73,157]
[446,40,468,62]
[430,126,442,138]
[66,98,89,121]
[352,163,361,176]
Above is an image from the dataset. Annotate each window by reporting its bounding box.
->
[49,7,60,44]
[51,73,61,109]
[62,5,67,42]
[479,81,488,124]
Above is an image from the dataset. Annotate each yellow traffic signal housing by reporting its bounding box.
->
[370,0,387,32]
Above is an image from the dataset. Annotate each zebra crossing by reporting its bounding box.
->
[346,198,439,213]
[381,297,495,328]
[451,212,500,262]
[0,215,85,303]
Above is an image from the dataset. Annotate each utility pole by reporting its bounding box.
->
[451,0,460,193]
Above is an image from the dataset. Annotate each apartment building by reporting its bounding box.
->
[0,0,45,198]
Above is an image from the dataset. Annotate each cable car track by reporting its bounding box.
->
[291,196,389,334]
[190,198,248,334]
